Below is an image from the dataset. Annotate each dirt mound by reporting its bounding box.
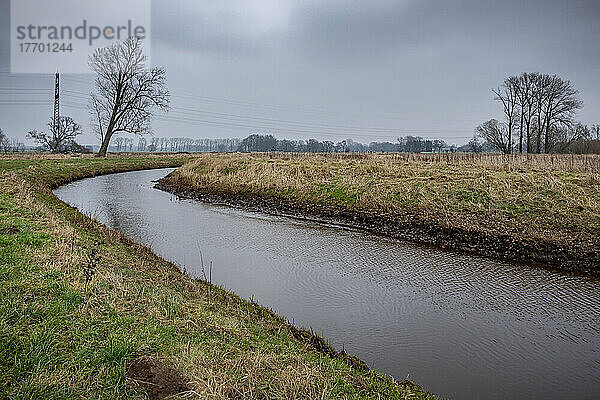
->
[126,356,188,399]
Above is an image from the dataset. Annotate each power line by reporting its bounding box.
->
[0,102,48,107]
[3,77,479,129]
[57,99,469,139]
[1,75,473,141]
[59,88,468,135]
[59,75,478,124]
[57,99,471,139]
[0,88,51,91]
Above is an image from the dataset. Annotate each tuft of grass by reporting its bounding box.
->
[0,153,438,399]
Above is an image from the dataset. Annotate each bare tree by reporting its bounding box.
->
[541,75,583,152]
[493,78,519,153]
[467,134,484,153]
[475,119,511,154]
[487,72,583,154]
[0,129,25,153]
[523,73,537,153]
[530,74,549,153]
[149,136,159,152]
[593,124,600,141]
[546,123,589,153]
[514,73,535,153]
[114,137,125,151]
[88,37,169,157]
[137,136,147,152]
[9,138,25,152]
[0,140,10,153]
[27,116,82,153]
[0,128,10,153]
[432,139,447,153]
[527,74,583,153]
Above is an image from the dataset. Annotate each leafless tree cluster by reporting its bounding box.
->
[0,128,26,153]
[0,128,8,152]
[107,137,241,153]
[113,136,135,152]
[150,137,241,152]
[111,135,453,154]
[475,119,511,154]
[9,138,25,153]
[562,123,600,154]
[27,116,82,153]
[235,134,452,153]
[466,134,484,154]
[478,73,586,154]
[88,37,169,157]
[137,136,147,152]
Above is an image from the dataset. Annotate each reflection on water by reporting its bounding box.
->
[54,168,600,400]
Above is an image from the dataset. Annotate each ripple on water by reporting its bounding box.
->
[54,168,600,400]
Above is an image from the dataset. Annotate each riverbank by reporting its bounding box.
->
[158,153,600,273]
[0,154,437,399]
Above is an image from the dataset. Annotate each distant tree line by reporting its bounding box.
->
[104,134,454,154]
[477,72,599,154]
[236,134,452,153]
[144,137,241,152]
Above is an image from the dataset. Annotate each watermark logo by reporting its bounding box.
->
[10,0,151,74]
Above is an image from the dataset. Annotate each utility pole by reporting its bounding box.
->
[53,72,60,133]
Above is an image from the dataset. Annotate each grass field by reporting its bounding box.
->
[0,153,437,399]
[162,152,600,271]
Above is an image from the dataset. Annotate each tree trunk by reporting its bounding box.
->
[97,130,113,157]
[525,122,530,153]
[519,113,524,153]
[544,119,551,154]
[536,111,542,154]
[525,104,533,154]
[508,123,513,154]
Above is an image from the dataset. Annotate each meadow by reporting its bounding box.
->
[0,153,437,399]
[162,152,600,271]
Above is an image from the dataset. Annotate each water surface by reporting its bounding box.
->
[54,168,600,400]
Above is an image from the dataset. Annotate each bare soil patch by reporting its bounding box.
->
[126,357,188,399]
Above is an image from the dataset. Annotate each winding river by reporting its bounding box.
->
[54,168,600,400]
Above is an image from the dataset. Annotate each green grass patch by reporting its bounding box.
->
[0,154,438,399]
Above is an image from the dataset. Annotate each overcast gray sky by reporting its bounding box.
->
[1,0,599,146]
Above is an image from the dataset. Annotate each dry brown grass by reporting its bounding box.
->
[164,153,600,267]
[0,154,437,399]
